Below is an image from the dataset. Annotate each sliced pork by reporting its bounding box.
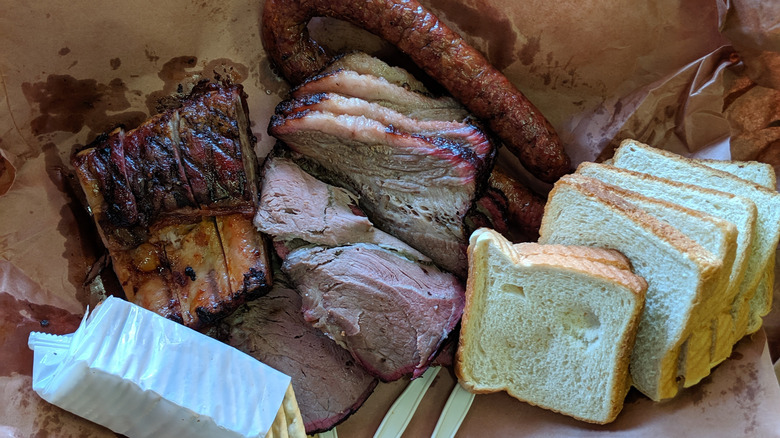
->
[215,214,273,303]
[177,85,258,212]
[122,110,199,221]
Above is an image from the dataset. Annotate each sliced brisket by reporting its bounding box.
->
[290,69,469,122]
[274,92,492,158]
[255,156,464,381]
[283,243,464,381]
[217,284,378,434]
[268,109,491,276]
[320,51,431,95]
[255,155,426,259]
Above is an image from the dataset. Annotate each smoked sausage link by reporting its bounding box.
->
[261,0,572,183]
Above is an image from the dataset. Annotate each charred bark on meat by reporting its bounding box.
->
[72,82,272,329]
[261,0,571,182]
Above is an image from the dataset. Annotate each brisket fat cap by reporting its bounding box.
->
[283,243,465,382]
[320,51,432,95]
[218,284,378,434]
[289,69,468,122]
[275,92,493,159]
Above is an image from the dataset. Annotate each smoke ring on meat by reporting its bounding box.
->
[261,0,572,182]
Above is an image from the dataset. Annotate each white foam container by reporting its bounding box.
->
[28,296,291,438]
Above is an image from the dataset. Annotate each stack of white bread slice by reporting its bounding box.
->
[456,229,647,424]
[541,139,780,401]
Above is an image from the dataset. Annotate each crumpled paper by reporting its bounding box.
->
[718,0,780,89]
[1,0,778,436]
[0,149,15,196]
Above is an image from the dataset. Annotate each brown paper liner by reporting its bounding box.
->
[0,0,778,436]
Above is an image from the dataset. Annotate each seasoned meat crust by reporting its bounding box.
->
[72,82,271,329]
[268,109,486,277]
[261,0,571,182]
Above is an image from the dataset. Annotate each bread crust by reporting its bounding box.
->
[512,242,633,271]
[612,139,780,365]
[575,161,759,372]
[540,174,724,401]
[456,229,646,424]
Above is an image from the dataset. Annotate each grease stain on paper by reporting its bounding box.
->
[20,75,148,140]
[198,1,228,21]
[252,56,289,97]
[19,56,253,145]
[728,363,760,434]
[0,291,82,377]
[519,35,541,66]
[41,143,107,306]
[145,47,160,63]
[159,55,199,83]
[530,52,581,90]
[145,56,250,114]
[143,55,199,112]
[204,57,250,84]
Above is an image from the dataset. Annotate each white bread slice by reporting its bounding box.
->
[697,159,777,334]
[601,157,776,187]
[612,140,780,345]
[456,229,646,424]
[600,155,774,343]
[576,162,757,368]
[538,174,722,401]
[569,177,737,388]
[697,158,777,189]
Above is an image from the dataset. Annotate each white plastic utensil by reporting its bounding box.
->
[430,383,475,438]
[373,366,441,438]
